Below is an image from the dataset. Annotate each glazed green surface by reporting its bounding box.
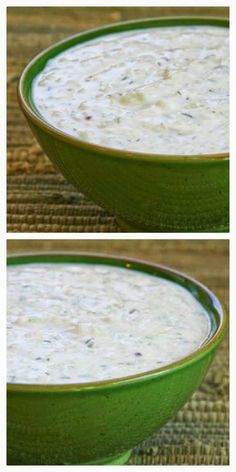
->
[18,17,229,232]
[7,253,227,465]
[8,358,214,465]
[27,119,229,232]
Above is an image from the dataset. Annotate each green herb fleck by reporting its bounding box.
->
[182,112,193,119]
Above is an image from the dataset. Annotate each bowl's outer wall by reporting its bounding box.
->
[8,348,215,465]
[20,16,229,232]
[26,120,229,232]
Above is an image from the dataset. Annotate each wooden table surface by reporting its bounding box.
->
[7,7,229,233]
[7,239,229,465]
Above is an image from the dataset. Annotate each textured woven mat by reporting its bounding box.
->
[7,7,229,233]
[7,174,119,233]
[7,240,229,465]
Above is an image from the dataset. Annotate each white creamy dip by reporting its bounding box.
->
[7,263,210,384]
[32,26,229,155]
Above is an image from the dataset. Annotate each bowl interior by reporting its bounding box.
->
[7,252,227,389]
[19,16,229,161]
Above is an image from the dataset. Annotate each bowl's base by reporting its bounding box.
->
[116,217,229,233]
[8,450,132,466]
[84,449,132,465]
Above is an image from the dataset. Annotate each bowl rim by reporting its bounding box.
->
[7,251,228,392]
[18,15,229,163]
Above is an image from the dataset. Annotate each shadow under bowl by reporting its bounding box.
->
[18,16,229,233]
[7,252,227,465]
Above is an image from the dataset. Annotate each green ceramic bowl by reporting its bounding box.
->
[7,252,227,465]
[18,16,229,233]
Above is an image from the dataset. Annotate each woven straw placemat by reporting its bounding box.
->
[8,174,119,233]
[7,240,229,465]
[7,7,229,233]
